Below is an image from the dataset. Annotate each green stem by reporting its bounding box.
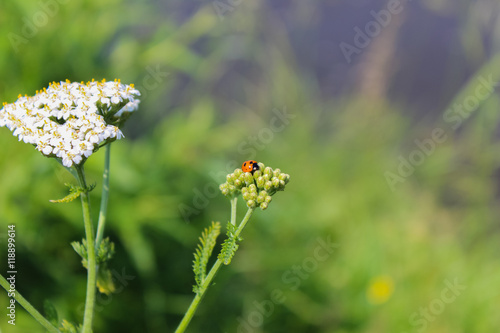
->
[0,274,60,333]
[233,207,255,237]
[76,165,97,333]
[174,259,223,333]
[175,207,255,333]
[230,197,237,226]
[95,144,111,248]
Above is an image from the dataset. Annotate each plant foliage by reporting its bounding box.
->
[218,222,242,266]
[192,221,221,293]
[50,183,96,203]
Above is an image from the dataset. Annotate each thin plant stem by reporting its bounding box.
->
[95,143,111,248]
[76,165,97,333]
[0,274,60,333]
[175,207,255,333]
[230,197,237,225]
[174,259,223,333]
[233,207,255,237]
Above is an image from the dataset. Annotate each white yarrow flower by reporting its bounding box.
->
[0,79,140,167]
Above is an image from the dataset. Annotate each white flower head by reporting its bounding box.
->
[0,79,140,167]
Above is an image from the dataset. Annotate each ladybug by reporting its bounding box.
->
[242,160,260,174]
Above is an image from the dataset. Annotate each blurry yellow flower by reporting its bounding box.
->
[367,275,394,305]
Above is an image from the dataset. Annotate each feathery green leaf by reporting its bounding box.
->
[218,222,242,265]
[50,182,96,203]
[193,221,221,293]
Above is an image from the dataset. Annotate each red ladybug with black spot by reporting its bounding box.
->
[242,160,260,174]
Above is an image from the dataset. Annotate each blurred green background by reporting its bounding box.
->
[1,0,500,332]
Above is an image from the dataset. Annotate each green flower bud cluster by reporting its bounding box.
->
[219,162,290,210]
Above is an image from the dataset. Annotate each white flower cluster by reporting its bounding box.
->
[0,79,140,167]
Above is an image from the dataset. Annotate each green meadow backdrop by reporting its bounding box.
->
[1,0,500,332]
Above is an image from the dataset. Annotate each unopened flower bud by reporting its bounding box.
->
[273,168,281,177]
[247,199,256,208]
[256,195,265,204]
[219,163,289,204]
[256,176,265,189]
[272,177,280,188]
[244,172,254,185]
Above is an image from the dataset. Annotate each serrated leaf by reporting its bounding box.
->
[72,237,115,270]
[96,237,115,264]
[50,182,96,203]
[192,222,221,293]
[71,239,88,268]
[49,189,81,203]
[218,222,241,265]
